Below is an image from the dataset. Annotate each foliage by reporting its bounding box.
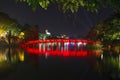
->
[14,0,120,13]
[87,14,120,46]
[97,14,120,41]
[0,12,21,36]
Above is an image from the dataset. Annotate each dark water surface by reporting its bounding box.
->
[0,48,120,80]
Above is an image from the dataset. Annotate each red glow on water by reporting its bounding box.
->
[25,48,88,57]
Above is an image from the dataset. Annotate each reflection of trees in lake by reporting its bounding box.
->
[95,52,120,80]
[0,48,24,72]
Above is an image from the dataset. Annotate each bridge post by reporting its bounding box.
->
[68,41,70,51]
[74,41,77,52]
[50,42,53,51]
[50,43,52,51]
[81,42,84,50]
[56,41,58,51]
[62,42,64,51]
[39,43,41,51]
[45,42,47,51]
[49,42,52,51]
[43,42,46,51]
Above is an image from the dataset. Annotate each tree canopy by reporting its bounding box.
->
[87,14,120,45]
[97,14,120,41]
[0,12,21,36]
[14,0,120,13]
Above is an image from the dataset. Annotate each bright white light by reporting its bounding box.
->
[101,54,103,60]
[77,42,82,46]
[0,32,7,37]
[45,29,51,35]
[83,42,87,45]
[46,32,51,35]
[71,42,75,45]
[65,42,69,45]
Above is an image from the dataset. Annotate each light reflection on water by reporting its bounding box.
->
[0,47,24,72]
[0,47,119,80]
[94,52,120,80]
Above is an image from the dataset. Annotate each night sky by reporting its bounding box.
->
[0,0,113,38]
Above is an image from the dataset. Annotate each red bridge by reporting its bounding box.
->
[23,39,94,49]
[21,39,102,57]
[22,39,101,50]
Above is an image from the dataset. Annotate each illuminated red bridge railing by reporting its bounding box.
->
[21,39,102,57]
[23,39,93,49]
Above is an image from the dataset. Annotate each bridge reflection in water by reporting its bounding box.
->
[22,39,102,57]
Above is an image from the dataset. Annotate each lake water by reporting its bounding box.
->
[0,47,120,80]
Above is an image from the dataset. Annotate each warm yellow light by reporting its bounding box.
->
[20,32,24,36]
[0,29,4,35]
[19,53,24,62]
[19,32,25,39]
[0,54,6,62]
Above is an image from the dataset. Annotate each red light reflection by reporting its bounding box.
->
[25,48,88,57]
